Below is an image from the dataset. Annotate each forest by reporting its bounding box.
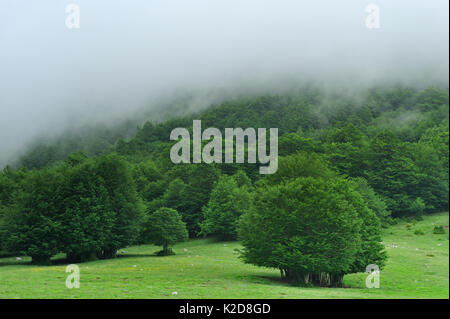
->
[0,85,448,287]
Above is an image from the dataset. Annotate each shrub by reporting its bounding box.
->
[141,207,188,255]
[386,217,398,226]
[433,225,446,234]
[409,198,425,220]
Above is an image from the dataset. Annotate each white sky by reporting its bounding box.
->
[0,0,448,165]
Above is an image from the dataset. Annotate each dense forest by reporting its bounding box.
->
[0,85,448,286]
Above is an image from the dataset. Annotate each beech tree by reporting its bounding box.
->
[238,152,386,287]
[4,169,63,264]
[165,164,220,236]
[200,174,251,240]
[95,154,145,258]
[59,159,115,262]
[238,177,365,286]
[141,207,188,255]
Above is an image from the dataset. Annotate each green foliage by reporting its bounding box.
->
[347,186,387,275]
[18,121,138,169]
[239,175,386,287]
[414,87,449,111]
[200,174,251,240]
[3,155,143,263]
[409,198,426,220]
[141,207,188,255]
[164,164,220,236]
[433,225,446,234]
[411,134,449,213]
[366,131,422,216]
[263,152,334,186]
[233,170,252,188]
[349,177,391,221]
[0,169,20,252]
[3,169,63,264]
[0,85,448,263]
[160,177,197,237]
[94,154,145,258]
[238,150,386,287]
[59,160,115,262]
[239,177,355,286]
[133,160,165,202]
[278,133,321,156]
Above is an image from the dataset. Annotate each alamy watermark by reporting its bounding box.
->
[365,264,380,288]
[65,4,80,29]
[65,264,80,288]
[170,120,278,174]
[365,3,380,29]
[63,4,380,31]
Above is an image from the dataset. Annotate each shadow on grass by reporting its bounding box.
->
[117,253,159,258]
[47,252,163,265]
[248,274,362,289]
[0,252,164,267]
[0,260,30,267]
[0,256,68,267]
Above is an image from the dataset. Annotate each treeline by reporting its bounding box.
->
[0,85,448,285]
[0,154,144,263]
[17,121,139,170]
[115,85,449,218]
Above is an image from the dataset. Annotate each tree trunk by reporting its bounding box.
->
[303,273,310,284]
[330,274,344,287]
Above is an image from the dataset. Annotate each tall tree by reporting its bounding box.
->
[59,161,115,262]
[141,207,188,255]
[95,154,145,258]
[200,174,251,240]
[4,169,63,264]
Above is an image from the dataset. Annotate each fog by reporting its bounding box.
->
[0,0,448,166]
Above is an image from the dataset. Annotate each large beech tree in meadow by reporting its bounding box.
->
[141,207,188,255]
[238,152,386,287]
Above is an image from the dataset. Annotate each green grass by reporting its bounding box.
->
[0,213,448,299]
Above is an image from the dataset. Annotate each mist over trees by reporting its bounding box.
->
[0,85,448,284]
[0,1,448,290]
[1,1,448,167]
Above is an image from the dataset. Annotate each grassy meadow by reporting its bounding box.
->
[0,212,448,299]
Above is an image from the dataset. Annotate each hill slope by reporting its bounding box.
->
[0,212,447,298]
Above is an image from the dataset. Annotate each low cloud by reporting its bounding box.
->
[0,0,448,166]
